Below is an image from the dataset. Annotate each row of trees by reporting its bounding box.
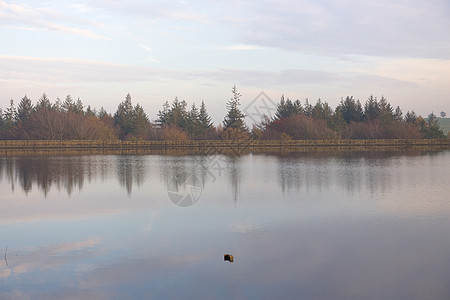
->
[253,95,446,139]
[0,87,447,140]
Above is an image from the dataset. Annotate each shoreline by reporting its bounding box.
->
[0,139,449,148]
[0,139,449,156]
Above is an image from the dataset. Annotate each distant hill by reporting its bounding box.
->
[438,118,450,135]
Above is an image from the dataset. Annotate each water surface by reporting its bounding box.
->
[1,150,450,299]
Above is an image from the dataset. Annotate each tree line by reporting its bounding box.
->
[0,86,446,141]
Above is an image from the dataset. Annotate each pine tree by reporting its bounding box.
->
[0,109,3,130]
[85,105,96,116]
[198,100,213,129]
[312,99,325,119]
[62,95,75,112]
[133,103,149,138]
[303,99,313,117]
[74,98,84,114]
[157,100,170,127]
[17,95,33,123]
[423,112,445,139]
[170,98,188,129]
[393,106,403,121]
[3,99,18,133]
[364,95,380,120]
[405,111,418,123]
[53,97,62,112]
[336,96,363,123]
[98,107,108,119]
[378,96,394,122]
[36,93,52,110]
[275,95,302,120]
[223,85,247,131]
[114,93,135,138]
[187,103,201,136]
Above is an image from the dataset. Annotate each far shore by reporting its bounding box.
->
[0,139,449,155]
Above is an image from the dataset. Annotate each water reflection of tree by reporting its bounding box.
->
[116,156,146,195]
[160,156,208,196]
[1,154,212,197]
[225,156,241,204]
[158,154,244,204]
[0,156,114,196]
[276,151,442,195]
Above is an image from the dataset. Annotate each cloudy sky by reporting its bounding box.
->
[1,0,449,124]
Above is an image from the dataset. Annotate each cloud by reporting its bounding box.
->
[0,55,415,90]
[0,55,159,83]
[198,68,415,89]
[1,238,100,279]
[0,0,108,39]
[226,0,450,59]
[138,44,152,52]
[74,0,450,59]
[223,44,266,51]
[80,0,208,23]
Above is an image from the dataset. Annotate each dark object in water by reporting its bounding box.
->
[224,254,234,263]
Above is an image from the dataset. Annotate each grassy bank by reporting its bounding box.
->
[0,139,449,153]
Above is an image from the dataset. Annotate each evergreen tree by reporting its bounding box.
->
[199,100,213,129]
[378,96,394,122]
[53,97,62,112]
[17,95,33,123]
[98,107,108,119]
[405,111,418,123]
[427,112,439,127]
[74,98,84,114]
[312,99,335,128]
[187,103,202,136]
[336,96,363,123]
[0,108,3,130]
[303,99,313,117]
[364,95,380,120]
[62,95,75,112]
[312,99,333,121]
[133,103,150,138]
[114,93,135,137]
[85,105,96,117]
[156,100,170,126]
[423,112,445,139]
[223,85,247,131]
[393,106,403,121]
[3,99,18,130]
[156,98,190,130]
[36,93,52,110]
[274,95,302,120]
[169,98,188,129]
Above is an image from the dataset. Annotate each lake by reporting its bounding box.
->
[1,150,450,299]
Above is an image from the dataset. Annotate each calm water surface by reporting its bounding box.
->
[1,151,450,299]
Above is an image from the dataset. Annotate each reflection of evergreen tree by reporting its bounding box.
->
[116,156,146,195]
[16,158,33,194]
[0,156,117,197]
[225,156,241,204]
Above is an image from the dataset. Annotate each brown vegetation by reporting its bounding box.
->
[1,89,447,142]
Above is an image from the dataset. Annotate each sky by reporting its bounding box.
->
[1,0,449,124]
